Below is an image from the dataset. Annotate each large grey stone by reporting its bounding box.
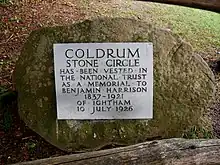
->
[15,18,215,152]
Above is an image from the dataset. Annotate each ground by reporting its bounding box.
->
[0,0,220,164]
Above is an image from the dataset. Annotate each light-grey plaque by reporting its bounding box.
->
[53,43,153,119]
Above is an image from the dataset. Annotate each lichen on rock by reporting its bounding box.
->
[15,18,215,152]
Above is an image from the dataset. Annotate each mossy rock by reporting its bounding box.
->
[15,18,215,152]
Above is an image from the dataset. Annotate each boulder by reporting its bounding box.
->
[15,18,215,152]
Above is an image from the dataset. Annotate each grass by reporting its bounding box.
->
[0,0,10,4]
[182,126,213,139]
[85,1,220,54]
[148,3,220,53]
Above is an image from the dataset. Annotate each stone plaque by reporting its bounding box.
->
[53,43,153,119]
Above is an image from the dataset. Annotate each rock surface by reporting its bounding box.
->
[15,18,215,152]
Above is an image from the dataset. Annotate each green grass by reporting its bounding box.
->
[90,1,220,54]
[0,0,9,4]
[147,3,220,52]
[182,126,213,139]
[96,1,220,54]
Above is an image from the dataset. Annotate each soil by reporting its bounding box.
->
[0,0,220,164]
[0,0,85,88]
